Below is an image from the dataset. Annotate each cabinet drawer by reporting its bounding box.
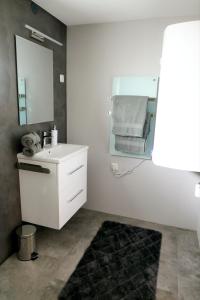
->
[59,164,87,196]
[59,151,87,194]
[59,151,87,175]
[59,188,87,228]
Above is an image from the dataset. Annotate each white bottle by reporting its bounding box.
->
[51,125,58,147]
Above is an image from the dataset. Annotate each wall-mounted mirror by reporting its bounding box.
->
[15,35,54,125]
[110,76,159,159]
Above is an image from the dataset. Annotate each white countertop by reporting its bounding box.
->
[17,143,89,164]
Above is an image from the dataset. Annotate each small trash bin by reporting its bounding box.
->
[16,224,38,261]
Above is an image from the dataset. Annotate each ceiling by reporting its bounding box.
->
[33,0,200,26]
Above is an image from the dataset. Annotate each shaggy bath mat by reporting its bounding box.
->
[59,221,162,300]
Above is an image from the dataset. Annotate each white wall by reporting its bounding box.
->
[67,17,200,230]
[197,209,200,243]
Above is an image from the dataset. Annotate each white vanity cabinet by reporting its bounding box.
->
[17,144,88,229]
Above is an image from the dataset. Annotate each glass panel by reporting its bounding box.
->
[110,76,159,159]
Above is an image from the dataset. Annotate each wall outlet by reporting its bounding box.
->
[111,162,119,173]
[60,74,65,83]
[195,182,200,198]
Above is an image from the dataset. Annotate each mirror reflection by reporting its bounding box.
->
[15,35,54,125]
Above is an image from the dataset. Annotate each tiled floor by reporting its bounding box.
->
[0,208,200,300]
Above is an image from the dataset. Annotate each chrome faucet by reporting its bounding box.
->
[40,131,51,148]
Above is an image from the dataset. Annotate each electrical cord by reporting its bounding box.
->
[112,159,146,178]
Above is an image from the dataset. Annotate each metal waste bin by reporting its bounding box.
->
[16,224,38,261]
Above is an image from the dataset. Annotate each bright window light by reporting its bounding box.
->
[152,21,200,171]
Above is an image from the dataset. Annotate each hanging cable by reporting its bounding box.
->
[112,159,146,178]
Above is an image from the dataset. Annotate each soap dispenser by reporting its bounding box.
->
[51,125,58,146]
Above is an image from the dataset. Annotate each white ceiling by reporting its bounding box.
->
[34,0,200,26]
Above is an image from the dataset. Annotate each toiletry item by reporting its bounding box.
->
[51,125,58,146]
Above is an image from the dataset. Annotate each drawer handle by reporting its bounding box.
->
[68,164,84,175]
[67,189,84,203]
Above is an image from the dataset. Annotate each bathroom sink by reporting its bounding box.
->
[17,143,88,164]
[17,143,89,229]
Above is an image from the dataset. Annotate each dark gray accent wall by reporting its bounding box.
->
[0,0,67,264]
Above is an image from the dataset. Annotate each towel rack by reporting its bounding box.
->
[16,162,50,174]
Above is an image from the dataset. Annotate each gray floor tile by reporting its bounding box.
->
[0,208,199,300]
[156,288,177,300]
[178,275,200,300]
[157,254,178,294]
[40,279,65,300]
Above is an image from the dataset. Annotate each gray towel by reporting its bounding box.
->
[142,112,151,140]
[112,95,148,137]
[21,132,40,148]
[115,135,146,154]
[115,113,151,154]
[23,143,41,157]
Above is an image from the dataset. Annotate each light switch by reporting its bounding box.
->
[60,74,65,83]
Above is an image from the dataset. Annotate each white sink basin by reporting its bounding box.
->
[17,143,88,164]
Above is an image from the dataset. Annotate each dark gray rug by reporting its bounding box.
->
[59,221,162,300]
